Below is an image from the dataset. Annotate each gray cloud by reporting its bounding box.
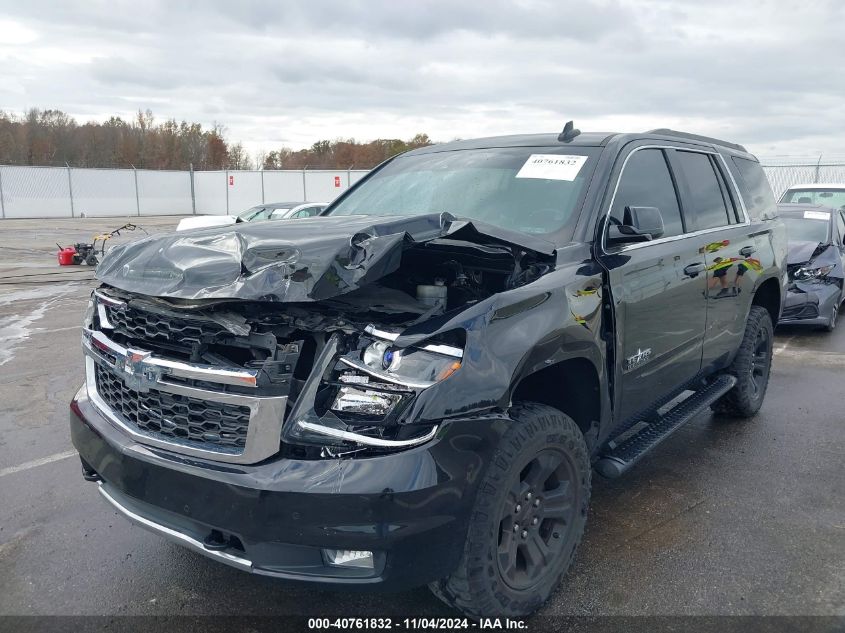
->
[0,0,843,157]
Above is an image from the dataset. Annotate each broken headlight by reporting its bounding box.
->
[83,296,95,330]
[359,340,463,387]
[794,265,834,280]
[331,382,403,416]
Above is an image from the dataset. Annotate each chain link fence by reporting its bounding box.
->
[0,165,369,219]
[760,157,845,199]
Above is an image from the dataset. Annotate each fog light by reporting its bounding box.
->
[324,548,374,569]
[330,385,401,416]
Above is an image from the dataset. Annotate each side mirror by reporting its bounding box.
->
[606,206,665,246]
[625,206,664,238]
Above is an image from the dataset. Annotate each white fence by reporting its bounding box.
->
[1,160,839,219]
[0,166,369,219]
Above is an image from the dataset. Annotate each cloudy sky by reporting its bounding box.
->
[1,0,843,159]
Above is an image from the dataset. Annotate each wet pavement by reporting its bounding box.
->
[0,217,843,620]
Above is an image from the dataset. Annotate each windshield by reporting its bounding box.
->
[783,216,830,243]
[237,206,270,222]
[326,146,600,237]
[781,188,845,209]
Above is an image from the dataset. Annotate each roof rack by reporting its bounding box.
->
[645,128,747,153]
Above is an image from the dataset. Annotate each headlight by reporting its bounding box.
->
[83,297,95,329]
[360,341,462,386]
[794,265,834,280]
[362,340,392,369]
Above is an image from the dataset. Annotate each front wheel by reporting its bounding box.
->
[825,305,838,332]
[428,402,591,618]
[712,305,774,418]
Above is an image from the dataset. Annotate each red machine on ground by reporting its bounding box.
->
[57,223,146,266]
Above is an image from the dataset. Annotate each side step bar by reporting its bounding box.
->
[595,374,737,479]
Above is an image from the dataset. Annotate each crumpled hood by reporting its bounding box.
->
[787,240,824,265]
[95,213,556,302]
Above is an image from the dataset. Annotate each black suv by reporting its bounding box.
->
[70,126,786,618]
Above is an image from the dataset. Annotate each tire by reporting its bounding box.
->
[711,305,773,418]
[825,305,838,332]
[428,402,591,618]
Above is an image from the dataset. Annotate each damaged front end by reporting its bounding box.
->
[782,240,844,325]
[83,213,556,463]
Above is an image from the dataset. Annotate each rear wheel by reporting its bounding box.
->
[428,402,591,618]
[712,305,773,418]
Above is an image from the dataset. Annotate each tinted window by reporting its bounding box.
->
[731,157,777,220]
[837,212,845,242]
[675,151,731,230]
[610,148,684,238]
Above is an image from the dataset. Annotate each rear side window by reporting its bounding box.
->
[675,151,731,230]
[611,148,684,238]
[731,157,777,220]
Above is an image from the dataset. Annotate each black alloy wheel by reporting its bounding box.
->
[428,402,591,618]
[497,449,580,590]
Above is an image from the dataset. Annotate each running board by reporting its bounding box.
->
[595,374,737,479]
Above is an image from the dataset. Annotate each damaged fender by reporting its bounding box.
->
[389,243,607,430]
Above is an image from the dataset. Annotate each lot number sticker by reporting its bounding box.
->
[804,210,830,220]
[516,154,588,181]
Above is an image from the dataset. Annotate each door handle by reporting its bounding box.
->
[684,262,706,276]
[740,246,756,257]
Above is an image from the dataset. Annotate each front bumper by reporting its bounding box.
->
[780,282,841,327]
[70,387,505,590]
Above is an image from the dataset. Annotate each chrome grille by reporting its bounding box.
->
[83,325,289,464]
[104,303,227,346]
[95,364,250,453]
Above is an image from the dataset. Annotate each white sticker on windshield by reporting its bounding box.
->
[515,154,588,181]
[804,210,830,220]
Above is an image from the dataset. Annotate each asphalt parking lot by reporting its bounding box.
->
[0,217,843,622]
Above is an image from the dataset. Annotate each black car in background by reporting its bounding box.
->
[779,203,845,330]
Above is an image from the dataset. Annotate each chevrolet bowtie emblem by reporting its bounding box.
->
[118,350,156,391]
[125,350,151,374]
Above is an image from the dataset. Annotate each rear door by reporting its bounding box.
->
[669,149,760,371]
[600,145,707,418]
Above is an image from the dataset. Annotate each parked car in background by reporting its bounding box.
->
[269,202,327,220]
[780,183,845,209]
[779,203,845,330]
[175,202,328,231]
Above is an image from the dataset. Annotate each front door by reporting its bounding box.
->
[600,146,707,419]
